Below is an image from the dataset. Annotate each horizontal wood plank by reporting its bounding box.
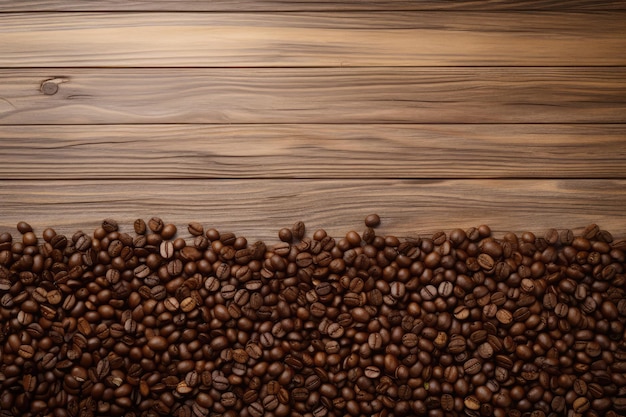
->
[2,68,625,124]
[0,179,624,241]
[1,1,625,12]
[1,124,625,179]
[1,12,625,67]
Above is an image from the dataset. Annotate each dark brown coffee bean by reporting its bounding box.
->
[180,297,197,312]
[477,342,494,359]
[401,333,418,348]
[292,388,308,402]
[477,253,495,270]
[17,221,33,234]
[18,344,35,359]
[160,240,174,259]
[247,402,263,417]
[364,214,381,228]
[148,217,164,233]
[554,302,568,317]
[572,397,590,413]
[102,218,118,233]
[134,218,147,234]
[327,322,344,338]
[448,335,466,354]
[292,221,306,240]
[22,373,36,392]
[364,366,381,378]
[464,395,480,410]
[261,394,278,411]
[438,281,453,297]
[187,222,203,236]
[464,358,482,375]
[496,309,513,325]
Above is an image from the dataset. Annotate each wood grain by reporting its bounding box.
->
[1,12,625,67]
[1,1,625,12]
[0,179,624,241]
[2,68,626,124]
[1,124,625,180]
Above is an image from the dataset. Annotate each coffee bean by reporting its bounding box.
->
[217,391,236,407]
[496,309,513,325]
[134,264,150,278]
[18,344,35,358]
[327,322,344,338]
[464,358,482,375]
[148,217,164,233]
[263,394,279,410]
[187,222,204,236]
[402,333,418,348]
[247,402,264,417]
[364,214,381,228]
[180,297,196,312]
[17,221,33,234]
[364,366,381,378]
[554,302,569,317]
[134,218,147,234]
[160,241,174,259]
[292,221,306,240]
[477,253,495,270]
[448,335,466,354]
[464,395,480,410]
[438,280,453,297]
[573,397,590,413]
[292,387,308,402]
[102,218,118,233]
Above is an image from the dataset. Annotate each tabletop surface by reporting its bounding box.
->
[1,1,625,242]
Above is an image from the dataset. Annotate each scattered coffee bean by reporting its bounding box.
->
[364,214,381,228]
[187,222,204,236]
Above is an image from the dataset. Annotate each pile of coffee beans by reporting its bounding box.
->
[1,216,625,417]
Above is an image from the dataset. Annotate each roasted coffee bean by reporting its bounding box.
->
[464,395,480,411]
[477,253,495,270]
[187,222,204,236]
[148,217,164,233]
[17,221,33,234]
[364,214,381,228]
[496,309,513,325]
[244,401,263,417]
[160,240,175,259]
[133,218,147,234]
[102,218,118,233]
[464,358,482,375]
[291,221,306,240]
[573,397,590,413]
[327,323,344,338]
[18,344,35,358]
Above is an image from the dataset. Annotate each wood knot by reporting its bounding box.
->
[41,80,59,95]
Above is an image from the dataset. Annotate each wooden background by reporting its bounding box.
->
[1,1,625,242]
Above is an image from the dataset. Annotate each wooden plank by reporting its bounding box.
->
[1,1,625,12]
[2,68,626,124]
[0,179,624,241]
[1,124,625,180]
[1,12,625,67]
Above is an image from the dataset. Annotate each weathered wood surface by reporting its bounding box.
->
[1,1,624,11]
[2,68,626,124]
[1,124,625,180]
[1,12,625,67]
[1,180,624,241]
